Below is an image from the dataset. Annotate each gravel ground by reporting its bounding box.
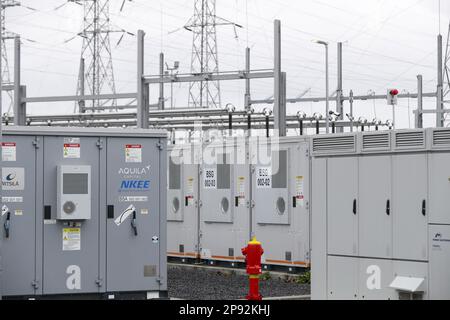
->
[168,264,310,300]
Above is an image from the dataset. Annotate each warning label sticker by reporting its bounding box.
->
[64,138,81,159]
[2,142,16,162]
[237,176,246,206]
[187,177,194,194]
[125,145,142,163]
[295,176,305,207]
[203,168,217,189]
[256,166,272,189]
[63,228,81,251]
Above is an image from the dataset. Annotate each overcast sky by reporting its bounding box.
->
[2,0,449,130]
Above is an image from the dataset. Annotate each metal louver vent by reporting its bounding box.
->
[362,133,390,150]
[433,130,450,146]
[395,131,425,148]
[312,136,356,153]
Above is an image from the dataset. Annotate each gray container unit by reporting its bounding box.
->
[250,136,310,269]
[199,139,250,264]
[0,127,167,299]
[311,129,450,300]
[167,143,201,261]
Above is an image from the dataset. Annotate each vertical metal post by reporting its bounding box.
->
[245,47,251,111]
[349,90,354,133]
[336,42,344,132]
[416,75,423,129]
[325,44,330,133]
[273,20,285,137]
[137,30,148,129]
[159,52,165,110]
[0,8,3,301]
[437,34,444,128]
[14,36,21,125]
[78,58,86,113]
[280,72,287,136]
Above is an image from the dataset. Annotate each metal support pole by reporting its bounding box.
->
[247,113,252,137]
[316,121,320,135]
[280,72,287,136]
[416,75,423,129]
[17,86,26,126]
[14,36,21,125]
[245,47,251,111]
[265,115,270,138]
[0,8,3,301]
[273,20,286,137]
[299,120,304,136]
[137,30,148,129]
[349,90,354,133]
[332,122,336,134]
[437,34,444,128]
[78,58,86,113]
[336,42,344,132]
[325,44,330,133]
[228,112,233,136]
[159,53,165,110]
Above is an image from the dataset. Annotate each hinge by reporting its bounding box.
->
[31,280,40,289]
[305,201,310,211]
[157,141,164,151]
[156,277,163,284]
[95,278,103,287]
[32,138,40,149]
[305,149,310,158]
[251,200,256,208]
[198,200,203,208]
[96,139,104,150]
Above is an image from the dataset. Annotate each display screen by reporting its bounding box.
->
[63,173,89,195]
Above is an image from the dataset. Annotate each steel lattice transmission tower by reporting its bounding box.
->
[1,0,20,113]
[70,0,118,113]
[184,0,241,109]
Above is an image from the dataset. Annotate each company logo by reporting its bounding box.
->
[118,165,151,176]
[2,168,24,190]
[435,233,443,240]
[366,265,381,290]
[120,180,150,191]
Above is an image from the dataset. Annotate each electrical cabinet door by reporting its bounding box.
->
[167,154,183,222]
[252,146,290,225]
[1,136,39,296]
[359,156,392,259]
[358,258,394,300]
[106,138,162,292]
[200,148,233,224]
[428,153,450,225]
[42,136,102,295]
[393,154,428,261]
[327,157,358,256]
[429,225,450,300]
[327,256,358,300]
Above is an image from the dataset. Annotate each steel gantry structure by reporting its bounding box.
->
[1,19,443,136]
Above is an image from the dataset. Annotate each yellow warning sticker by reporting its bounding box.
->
[295,176,305,207]
[63,228,81,251]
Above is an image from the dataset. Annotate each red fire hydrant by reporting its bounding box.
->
[242,236,264,300]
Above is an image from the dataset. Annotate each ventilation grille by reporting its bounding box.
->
[433,130,450,147]
[362,133,390,150]
[395,131,425,149]
[312,136,356,153]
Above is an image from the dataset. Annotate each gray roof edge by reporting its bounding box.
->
[2,126,168,138]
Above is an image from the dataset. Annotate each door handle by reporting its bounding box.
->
[107,205,115,219]
[353,199,357,215]
[422,200,426,217]
[386,200,391,216]
[131,210,138,236]
[3,211,11,239]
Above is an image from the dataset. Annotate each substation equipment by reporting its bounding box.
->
[311,127,450,300]
[0,126,167,299]
[167,135,311,271]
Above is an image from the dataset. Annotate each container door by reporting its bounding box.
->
[393,154,428,261]
[42,136,101,295]
[428,153,450,225]
[106,138,161,292]
[359,156,392,259]
[200,147,233,224]
[167,152,183,222]
[327,256,358,300]
[327,157,358,256]
[253,147,290,225]
[1,136,38,296]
